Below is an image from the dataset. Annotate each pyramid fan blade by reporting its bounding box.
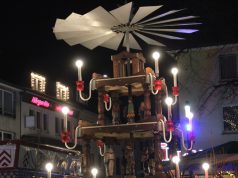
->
[110,2,132,24]
[64,30,115,46]
[130,5,162,25]
[141,28,199,34]
[81,33,117,49]
[144,16,198,26]
[54,29,104,40]
[66,12,82,21]
[55,18,65,25]
[142,22,202,27]
[137,29,184,40]
[100,33,124,50]
[138,9,184,24]
[80,6,120,27]
[133,32,165,46]
[123,34,141,50]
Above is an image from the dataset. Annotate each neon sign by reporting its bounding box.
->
[55,106,74,116]
[31,97,50,108]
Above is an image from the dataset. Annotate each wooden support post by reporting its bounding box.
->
[111,93,120,125]
[97,89,105,125]
[154,92,166,177]
[82,139,91,178]
[144,89,151,120]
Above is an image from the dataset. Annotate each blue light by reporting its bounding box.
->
[186,124,192,131]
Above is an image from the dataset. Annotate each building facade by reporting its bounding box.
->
[0,77,98,177]
[176,43,238,150]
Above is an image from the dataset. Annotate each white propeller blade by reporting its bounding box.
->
[110,2,132,24]
[123,34,141,50]
[133,32,165,46]
[130,5,162,24]
[100,33,124,50]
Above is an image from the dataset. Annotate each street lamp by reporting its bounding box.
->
[45,162,53,178]
[91,167,98,178]
[202,162,210,178]
[172,156,180,178]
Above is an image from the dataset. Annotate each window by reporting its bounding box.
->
[0,89,16,117]
[223,105,238,132]
[36,111,41,129]
[55,117,60,134]
[56,82,69,101]
[31,72,46,92]
[43,114,48,131]
[29,109,35,116]
[0,130,14,141]
[219,54,237,81]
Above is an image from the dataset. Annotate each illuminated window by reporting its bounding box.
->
[31,72,46,92]
[56,82,69,101]
[223,105,238,132]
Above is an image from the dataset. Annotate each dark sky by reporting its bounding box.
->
[1,0,238,91]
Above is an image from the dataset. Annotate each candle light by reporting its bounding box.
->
[45,162,53,178]
[165,97,173,119]
[171,67,178,87]
[172,156,180,178]
[75,60,83,81]
[187,112,194,131]
[202,162,209,178]
[152,51,160,77]
[62,106,69,132]
[91,168,98,178]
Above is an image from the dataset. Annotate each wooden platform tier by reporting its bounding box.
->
[80,120,163,139]
[93,74,149,95]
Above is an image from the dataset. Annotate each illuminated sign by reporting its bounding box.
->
[30,96,75,116]
[31,97,50,108]
[55,106,74,116]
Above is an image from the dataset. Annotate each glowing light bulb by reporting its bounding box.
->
[45,162,53,172]
[165,97,173,106]
[91,168,98,177]
[62,106,69,115]
[171,67,178,75]
[152,51,160,61]
[202,162,210,171]
[152,51,160,76]
[75,60,83,80]
[75,60,83,68]
[172,156,180,164]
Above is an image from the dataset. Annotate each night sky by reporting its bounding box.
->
[1,0,238,91]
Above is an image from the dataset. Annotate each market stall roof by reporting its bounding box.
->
[181,141,238,170]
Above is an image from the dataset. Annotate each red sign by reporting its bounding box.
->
[31,97,50,108]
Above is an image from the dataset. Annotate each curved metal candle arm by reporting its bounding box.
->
[99,145,106,157]
[148,73,159,95]
[176,128,194,151]
[79,79,95,101]
[162,80,177,105]
[64,126,81,150]
[104,97,112,111]
[160,119,173,143]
